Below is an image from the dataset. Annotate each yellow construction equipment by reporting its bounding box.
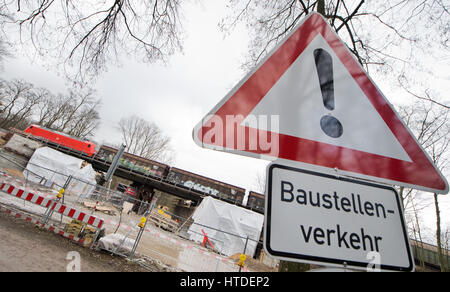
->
[157,205,171,219]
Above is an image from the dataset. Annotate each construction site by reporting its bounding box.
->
[0,128,448,273]
[0,128,278,272]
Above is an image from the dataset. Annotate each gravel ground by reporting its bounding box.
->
[0,210,158,272]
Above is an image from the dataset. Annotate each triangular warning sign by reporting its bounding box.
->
[193,12,448,194]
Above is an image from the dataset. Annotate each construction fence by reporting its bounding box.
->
[0,149,276,272]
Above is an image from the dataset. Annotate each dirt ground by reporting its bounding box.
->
[0,211,156,272]
[0,150,278,272]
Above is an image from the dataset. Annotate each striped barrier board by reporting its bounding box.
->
[0,175,245,270]
[51,202,104,228]
[0,181,54,208]
[0,204,90,247]
[0,171,54,199]
[0,180,104,229]
[0,202,247,271]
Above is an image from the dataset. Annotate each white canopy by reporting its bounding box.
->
[188,196,264,257]
[24,147,97,194]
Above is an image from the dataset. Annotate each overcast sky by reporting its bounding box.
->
[1,1,449,242]
[1,1,269,193]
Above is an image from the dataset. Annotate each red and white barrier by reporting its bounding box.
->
[52,202,104,228]
[0,174,246,271]
[0,180,104,229]
[0,204,90,247]
[0,182,54,208]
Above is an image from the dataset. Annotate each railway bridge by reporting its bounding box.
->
[4,131,450,271]
[33,138,258,213]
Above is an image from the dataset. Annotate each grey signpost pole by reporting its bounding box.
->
[104,143,127,184]
[130,201,155,258]
[239,236,249,272]
[42,175,72,225]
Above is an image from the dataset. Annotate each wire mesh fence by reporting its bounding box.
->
[0,150,105,247]
[0,148,274,272]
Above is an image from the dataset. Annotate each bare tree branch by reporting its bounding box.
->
[117,115,174,164]
[7,0,184,81]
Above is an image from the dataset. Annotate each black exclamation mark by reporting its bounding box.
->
[314,48,343,138]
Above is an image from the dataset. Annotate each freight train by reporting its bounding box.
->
[246,191,265,213]
[97,146,248,206]
[22,125,262,211]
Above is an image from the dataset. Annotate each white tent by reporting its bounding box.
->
[187,196,264,257]
[24,147,97,195]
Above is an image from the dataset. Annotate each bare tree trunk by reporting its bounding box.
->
[434,193,446,272]
[443,229,450,272]
[398,186,405,210]
[276,1,332,273]
[316,0,325,15]
[411,198,425,270]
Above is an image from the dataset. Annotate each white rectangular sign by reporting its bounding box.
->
[264,163,414,272]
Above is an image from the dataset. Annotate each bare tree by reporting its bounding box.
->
[0,78,101,138]
[0,39,9,69]
[252,169,266,194]
[35,90,58,125]
[0,3,12,68]
[442,227,450,271]
[397,98,449,209]
[66,99,102,139]
[30,84,101,139]
[410,197,425,270]
[2,0,184,81]
[221,0,449,108]
[117,115,174,164]
[0,78,40,129]
[220,1,384,69]
[399,76,449,110]
[52,86,101,138]
[397,99,450,272]
[430,140,450,272]
[38,94,73,129]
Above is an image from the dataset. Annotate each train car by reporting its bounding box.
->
[246,191,265,213]
[23,124,96,156]
[95,145,170,179]
[167,167,245,204]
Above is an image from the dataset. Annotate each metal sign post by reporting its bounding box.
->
[42,175,72,225]
[130,200,155,258]
[104,143,127,183]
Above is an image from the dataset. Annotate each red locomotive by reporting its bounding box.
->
[23,124,96,156]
